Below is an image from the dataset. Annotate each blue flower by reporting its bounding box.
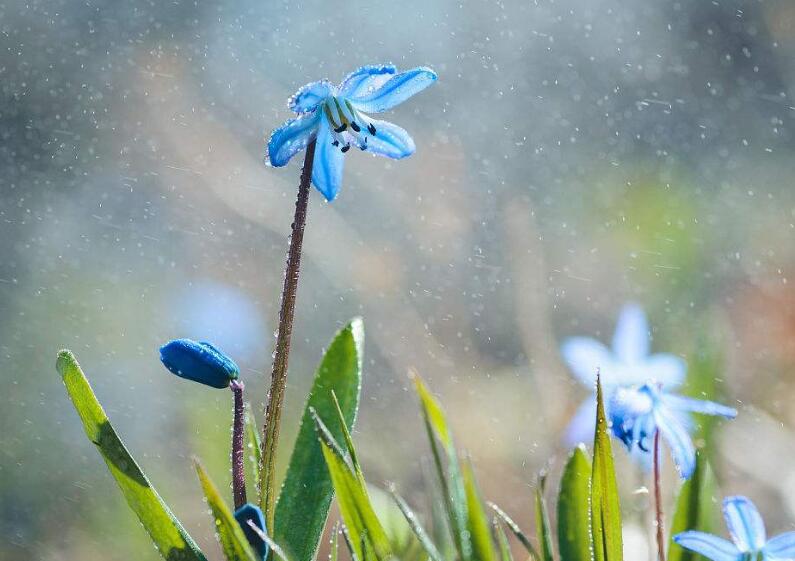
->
[608,382,736,479]
[234,503,269,560]
[267,64,438,201]
[159,339,239,389]
[674,496,795,560]
[561,304,687,445]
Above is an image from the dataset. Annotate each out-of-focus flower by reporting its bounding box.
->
[159,339,239,389]
[234,503,269,560]
[674,496,795,560]
[267,64,438,201]
[561,304,686,444]
[609,382,736,479]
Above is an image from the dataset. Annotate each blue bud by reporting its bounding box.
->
[233,503,269,560]
[159,339,239,389]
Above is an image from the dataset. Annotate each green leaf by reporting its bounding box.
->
[245,403,262,492]
[557,445,592,561]
[412,372,470,561]
[194,460,259,561]
[591,376,623,561]
[56,350,207,561]
[489,502,539,561]
[391,488,444,561]
[313,412,392,561]
[668,453,719,561]
[492,518,514,561]
[534,474,554,561]
[462,459,497,561]
[274,318,364,561]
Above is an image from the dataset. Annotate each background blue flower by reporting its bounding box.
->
[561,304,686,445]
[675,496,795,560]
[267,64,437,201]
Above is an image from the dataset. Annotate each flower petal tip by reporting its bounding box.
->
[234,503,269,560]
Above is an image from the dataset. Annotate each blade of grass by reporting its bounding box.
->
[313,411,392,561]
[412,372,471,561]
[390,487,444,561]
[492,518,515,561]
[194,459,259,561]
[591,375,623,561]
[56,350,207,561]
[274,319,364,561]
[245,403,262,492]
[489,502,540,561]
[557,445,592,561]
[534,473,554,561]
[462,459,497,561]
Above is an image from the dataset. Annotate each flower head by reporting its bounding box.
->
[609,382,736,479]
[267,64,437,201]
[561,304,687,445]
[674,496,795,560]
[159,339,239,389]
[234,503,269,560]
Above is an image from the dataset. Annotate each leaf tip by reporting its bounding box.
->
[56,349,78,376]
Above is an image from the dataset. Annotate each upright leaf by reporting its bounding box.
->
[557,445,592,561]
[245,403,262,491]
[668,453,719,561]
[412,372,471,561]
[314,412,393,561]
[56,350,207,561]
[492,518,515,561]
[534,474,554,561]
[391,488,444,561]
[194,460,259,561]
[274,319,364,561]
[591,376,623,561]
[462,460,496,561]
[489,502,539,561]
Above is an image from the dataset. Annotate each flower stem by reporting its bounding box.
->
[259,140,316,531]
[653,429,666,561]
[231,380,247,510]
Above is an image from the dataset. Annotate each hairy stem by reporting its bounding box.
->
[653,429,666,561]
[231,380,247,509]
[259,140,316,531]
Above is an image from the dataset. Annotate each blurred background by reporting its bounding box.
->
[3,0,795,559]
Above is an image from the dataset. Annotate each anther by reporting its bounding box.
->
[334,124,347,133]
[367,123,377,135]
[332,140,340,147]
[341,144,351,153]
[350,121,361,132]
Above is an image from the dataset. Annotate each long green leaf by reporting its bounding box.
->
[534,474,554,561]
[462,459,496,561]
[492,518,514,561]
[194,460,259,561]
[314,412,393,561]
[245,403,262,492]
[591,376,623,561]
[391,488,444,561]
[557,445,592,561]
[489,502,539,561]
[56,350,207,561]
[413,372,471,561]
[668,452,718,561]
[274,318,364,561]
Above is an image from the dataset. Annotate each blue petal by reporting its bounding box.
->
[612,303,650,364]
[565,399,597,445]
[723,496,767,552]
[362,118,416,159]
[662,394,737,419]
[159,339,239,389]
[311,116,345,201]
[288,80,334,113]
[267,112,321,167]
[643,353,686,389]
[560,337,614,387]
[338,64,397,99]
[234,503,270,561]
[349,67,437,113]
[673,531,742,561]
[764,531,795,558]
[653,404,696,479]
